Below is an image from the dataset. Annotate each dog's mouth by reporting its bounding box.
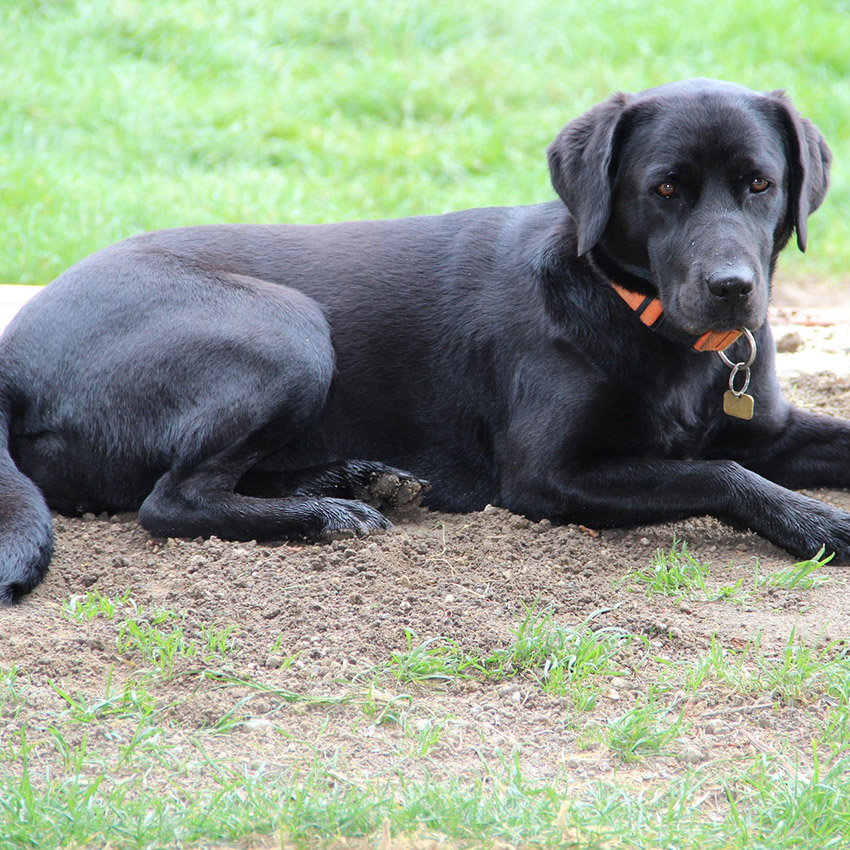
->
[670,298,767,339]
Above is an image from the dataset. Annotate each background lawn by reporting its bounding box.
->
[1,0,849,286]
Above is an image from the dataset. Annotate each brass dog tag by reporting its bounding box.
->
[723,390,754,420]
[718,329,757,421]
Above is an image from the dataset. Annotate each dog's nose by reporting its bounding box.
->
[706,269,755,301]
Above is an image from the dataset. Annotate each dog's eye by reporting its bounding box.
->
[750,177,771,193]
[655,182,677,198]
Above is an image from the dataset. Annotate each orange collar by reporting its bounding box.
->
[610,282,742,353]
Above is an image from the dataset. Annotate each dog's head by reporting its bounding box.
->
[547,78,831,336]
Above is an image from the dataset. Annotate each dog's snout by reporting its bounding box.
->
[705,268,755,301]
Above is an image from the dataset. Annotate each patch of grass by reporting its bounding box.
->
[403,714,454,757]
[63,593,240,677]
[116,609,197,674]
[723,752,850,849]
[678,629,850,703]
[0,741,569,850]
[109,604,238,675]
[5,623,850,848]
[624,543,833,604]
[505,606,638,708]
[371,607,638,709]
[49,670,156,724]
[62,588,132,621]
[383,632,488,684]
[816,703,850,760]
[359,685,412,726]
[2,0,849,286]
[603,686,685,762]
[0,666,27,721]
[622,539,711,599]
[756,547,833,591]
[6,717,850,850]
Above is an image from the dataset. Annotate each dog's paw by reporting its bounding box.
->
[775,499,850,565]
[317,498,393,541]
[809,523,850,566]
[355,466,430,514]
[365,471,430,513]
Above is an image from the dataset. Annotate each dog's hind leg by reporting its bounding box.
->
[132,296,404,541]
[139,460,393,542]
[139,376,400,540]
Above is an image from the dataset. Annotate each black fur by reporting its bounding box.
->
[1,78,847,603]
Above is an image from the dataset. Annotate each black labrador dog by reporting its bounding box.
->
[0,78,846,604]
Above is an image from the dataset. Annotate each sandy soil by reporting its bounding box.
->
[2,300,850,822]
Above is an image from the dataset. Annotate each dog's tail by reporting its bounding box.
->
[0,387,53,605]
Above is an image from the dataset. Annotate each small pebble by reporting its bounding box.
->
[682,746,705,764]
[775,330,804,353]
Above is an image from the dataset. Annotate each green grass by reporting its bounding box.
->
[380,631,490,683]
[603,686,685,762]
[50,670,156,724]
[64,591,238,674]
[674,629,850,702]
[623,542,834,603]
[63,588,133,620]
[2,0,849,285]
[505,606,637,707]
[369,607,637,708]
[5,605,850,848]
[756,548,834,591]
[4,724,850,849]
[622,538,712,598]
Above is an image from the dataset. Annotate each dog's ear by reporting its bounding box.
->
[765,90,832,253]
[547,92,634,256]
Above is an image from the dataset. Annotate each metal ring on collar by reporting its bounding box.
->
[717,328,757,369]
[728,363,752,396]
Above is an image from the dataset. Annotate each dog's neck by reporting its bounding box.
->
[589,246,657,296]
[588,248,742,353]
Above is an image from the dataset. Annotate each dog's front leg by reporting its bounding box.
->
[720,406,850,490]
[512,458,850,563]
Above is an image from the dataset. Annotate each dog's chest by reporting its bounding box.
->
[598,366,723,460]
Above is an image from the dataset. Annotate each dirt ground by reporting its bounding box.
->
[2,294,850,826]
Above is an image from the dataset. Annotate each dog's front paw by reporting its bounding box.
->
[317,497,393,541]
[813,523,850,566]
[777,499,850,565]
